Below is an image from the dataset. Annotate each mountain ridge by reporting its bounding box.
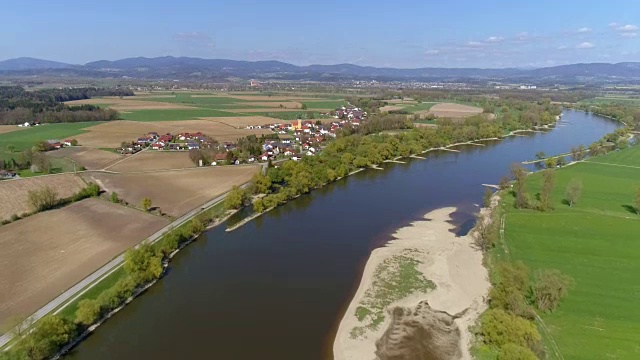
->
[2,56,640,83]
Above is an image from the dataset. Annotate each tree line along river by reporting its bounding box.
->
[66,110,619,360]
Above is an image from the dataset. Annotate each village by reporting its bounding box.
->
[114,104,367,166]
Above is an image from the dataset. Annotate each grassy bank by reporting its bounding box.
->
[482,145,640,359]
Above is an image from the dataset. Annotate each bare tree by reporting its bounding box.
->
[565,179,582,207]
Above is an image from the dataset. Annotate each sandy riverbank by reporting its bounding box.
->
[333,207,490,360]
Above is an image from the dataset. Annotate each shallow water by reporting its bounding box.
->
[66,110,619,360]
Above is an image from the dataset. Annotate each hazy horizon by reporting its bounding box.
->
[2,0,639,68]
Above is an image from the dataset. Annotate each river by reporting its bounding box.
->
[66,110,619,359]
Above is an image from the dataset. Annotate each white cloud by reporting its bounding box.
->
[609,23,639,36]
[486,36,504,43]
[577,27,591,33]
[466,41,485,47]
[557,45,568,50]
[576,42,595,49]
[425,49,440,55]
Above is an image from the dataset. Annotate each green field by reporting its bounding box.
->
[120,108,246,121]
[499,145,640,359]
[404,102,439,113]
[237,111,330,121]
[301,100,346,109]
[0,123,96,162]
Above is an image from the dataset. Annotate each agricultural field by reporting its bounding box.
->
[0,198,169,328]
[47,147,122,170]
[107,151,195,172]
[0,126,26,135]
[65,98,197,111]
[500,145,640,359]
[425,103,483,118]
[82,165,259,217]
[0,173,87,222]
[119,108,246,121]
[0,122,96,160]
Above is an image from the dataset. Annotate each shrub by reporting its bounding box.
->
[75,299,102,326]
[73,182,101,201]
[478,309,541,349]
[110,191,120,203]
[124,243,163,285]
[27,186,59,212]
[497,343,538,360]
[141,198,152,212]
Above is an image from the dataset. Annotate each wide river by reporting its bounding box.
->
[67,110,618,359]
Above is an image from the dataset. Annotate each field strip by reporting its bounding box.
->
[584,160,640,170]
[0,181,252,348]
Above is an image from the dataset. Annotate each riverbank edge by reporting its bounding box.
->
[226,131,541,233]
[333,200,498,360]
[49,207,240,359]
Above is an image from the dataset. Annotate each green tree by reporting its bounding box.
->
[497,343,538,360]
[478,309,541,349]
[539,169,555,211]
[141,198,152,212]
[532,269,574,312]
[252,173,272,194]
[224,186,247,210]
[110,192,119,203]
[534,151,546,160]
[544,157,556,168]
[123,243,163,285]
[565,179,582,207]
[301,103,308,110]
[511,164,529,209]
[253,198,266,213]
[5,144,16,153]
[75,299,102,326]
[13,315,76,360]
[70,139,79,146]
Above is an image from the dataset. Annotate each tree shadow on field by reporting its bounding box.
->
[621,204,638,214]
[561,199,571,207]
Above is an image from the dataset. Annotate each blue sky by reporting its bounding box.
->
[2,0,639,68]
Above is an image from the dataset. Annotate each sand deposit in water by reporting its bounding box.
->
[334,207,490,360]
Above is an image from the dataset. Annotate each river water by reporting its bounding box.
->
[66,110,618,360]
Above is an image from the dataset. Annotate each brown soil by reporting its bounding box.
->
[0,174,87,222]
[107,151,196,172]
[0,126,26,135]
[82,165,259,216]
[0,198,168,327]
[380,105,406,113]
[375,302,462,360]
[47,147,122,170]
[64,98,196,111]
[197,116,283,126]
[423,103,483,118]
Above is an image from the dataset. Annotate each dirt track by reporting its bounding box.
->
[0,198,168,328]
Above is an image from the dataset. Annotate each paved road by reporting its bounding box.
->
[0,184,248,348]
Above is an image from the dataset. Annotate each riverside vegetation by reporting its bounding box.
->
[471,111,638,359]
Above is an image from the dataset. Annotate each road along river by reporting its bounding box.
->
[66,110,619,359]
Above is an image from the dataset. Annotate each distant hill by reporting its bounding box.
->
[2,56,640,83]
[0,57,73,71]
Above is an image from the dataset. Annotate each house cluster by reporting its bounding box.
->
[334,105,366,125]
[0,169,17,179]
[45,139,76,150]
[121,131,216,154]
[18,121,41,128]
